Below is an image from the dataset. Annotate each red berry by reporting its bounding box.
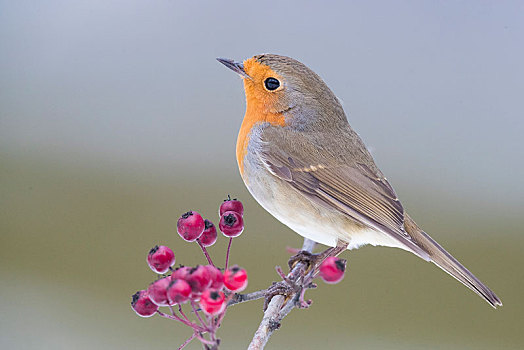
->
[205,265,224,290]
[167,279,191,304]
[172,266,191,281]
[199,220,217,247]
[319,257,346,284]
[147,245,175,274]
[223,265,248,292]
[219,211,244,237]
[177,211,205,242]
[199,290,226,316]
[219,196,244,216]
[131,290,158,317]
[147,277,172,306]
[186,265,211,297]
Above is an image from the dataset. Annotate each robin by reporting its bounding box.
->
[217,54,501,308]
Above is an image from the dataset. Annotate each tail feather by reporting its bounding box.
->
[404,214,502,308]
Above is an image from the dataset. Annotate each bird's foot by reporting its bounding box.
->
[263,265,319,311]
[264,280,298,311]
[264,242,348,311]
[287,250,318,270]
[288,243,349,272]
[263,279,318,311]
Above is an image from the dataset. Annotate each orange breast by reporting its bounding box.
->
[236,58,287,178]
[236,100,285,177]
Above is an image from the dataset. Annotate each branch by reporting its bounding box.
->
[247,238,316,350]
[227,289,266,307]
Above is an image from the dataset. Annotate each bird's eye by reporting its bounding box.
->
[264,77,280,91]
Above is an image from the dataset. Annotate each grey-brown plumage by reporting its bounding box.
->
[403,214,502,307]
[259,125,501,307]
[219,53,502,308]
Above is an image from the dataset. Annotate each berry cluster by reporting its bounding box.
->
[131,197,247,349]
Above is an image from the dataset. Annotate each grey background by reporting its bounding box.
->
[1,1,523,349]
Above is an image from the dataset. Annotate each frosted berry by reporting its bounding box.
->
[219,211,244,237]
[177,211,205,242]
[147,245,175,274]
[167,279,191,304]
[199,290,226,316]
[199,220,217,247]
[319,257,346,284]
[147,277,172,306]
[223,265,248,292]
[131,290,158,317]
[186,265,211,297]
[205,265,224,290]
[219,196,244,216]
[172,265,191,281]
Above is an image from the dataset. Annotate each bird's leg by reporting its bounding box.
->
[288,240,348,272]
[263,277,318,311]
[292,241,348,309]
[287,250,315,270]
[264,241,348,310]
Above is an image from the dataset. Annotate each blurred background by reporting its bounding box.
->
[1,1,523,349]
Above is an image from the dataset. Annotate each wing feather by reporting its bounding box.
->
[259,141,430,260]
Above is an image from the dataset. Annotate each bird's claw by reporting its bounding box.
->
[263,280,299,311]
[288,250,322,270]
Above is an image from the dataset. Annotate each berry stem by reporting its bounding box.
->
[195,333,215,346]
[208,315,215,331]
[169,304,176,316]
[170,304,192,326]
[208,316,219,343]
[156,310,204,331]
[178,304,190,323]
[225,237,233,269]
[196,239,215,266]
[215,293,233,327]
[190,300,208,329]
[178,333,196,350]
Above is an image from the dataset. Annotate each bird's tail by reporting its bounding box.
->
[403,214,502,308]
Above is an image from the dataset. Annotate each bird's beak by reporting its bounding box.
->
[216,58,251,79]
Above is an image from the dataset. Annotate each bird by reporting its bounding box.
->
[217,54,502,308]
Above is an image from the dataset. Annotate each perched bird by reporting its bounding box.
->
[217,54,501,308]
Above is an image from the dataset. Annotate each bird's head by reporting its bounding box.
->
[217,54,345,129]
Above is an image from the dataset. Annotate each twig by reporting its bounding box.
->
[247,238,316,350]
[195,333,215,345]
[247,295,286,350]
[227,289,266,307]
[278,293,300,321]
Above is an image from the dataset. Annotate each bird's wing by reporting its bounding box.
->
[258,132,430,261]
[258,128,503,307]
